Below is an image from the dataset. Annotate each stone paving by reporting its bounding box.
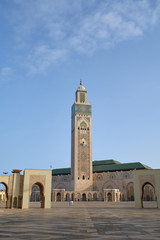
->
[0,202,160,239]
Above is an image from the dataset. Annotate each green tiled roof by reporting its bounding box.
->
[52,160,152,175]
[92,162,152,172]
[93,159,120,166]
[52,168,71,175]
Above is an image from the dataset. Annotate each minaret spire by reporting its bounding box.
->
[80,79,82,86]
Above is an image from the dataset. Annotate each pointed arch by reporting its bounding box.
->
[78,118,88,128]
[102,180,118,191]
[80,121,87,127]
[142,182,157,208]
[30,182,45,208]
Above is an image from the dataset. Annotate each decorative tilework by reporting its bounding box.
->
[85,117,90,122]
[77,117,82,121]
[77,89,87,93]
[80,121,87,127]
[72,104,91,116]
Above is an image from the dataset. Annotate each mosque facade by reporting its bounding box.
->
[51,81,154,202]
[0,81,159,209]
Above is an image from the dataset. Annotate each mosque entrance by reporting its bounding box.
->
[142,183,157,208]
[107,192,112,201]
[30,184,41,202]
[0,169,51,209]
[57,192,61,201]
[82,193,86,201]
[133,169,160,209]
[30,182,44,208]
[66,193,70,201]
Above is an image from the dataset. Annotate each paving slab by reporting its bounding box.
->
[0,202,160,239]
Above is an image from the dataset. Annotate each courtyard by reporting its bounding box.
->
[0,202,160,239]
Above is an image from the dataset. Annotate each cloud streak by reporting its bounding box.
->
[26,45,68,73]
[2,0,160,73]
[0,67,12,82]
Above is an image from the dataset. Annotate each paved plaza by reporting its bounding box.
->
[0,202,160,239]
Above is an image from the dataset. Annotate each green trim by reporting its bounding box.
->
[93,159,120,166]
[80,121,87,127]
[52,168,71,175]
[85,117,90,122]
[93,162,152,172]
[140,163,152,169]
[77,90,87,93]
[75,104,91,114]
[77,117,82,121]
[72,104,91,116]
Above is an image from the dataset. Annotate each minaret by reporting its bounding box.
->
[71,80,93,191]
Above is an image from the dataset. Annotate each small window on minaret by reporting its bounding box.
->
[82,176,85,180]
[78,177,79,180]
[80,93,85,103]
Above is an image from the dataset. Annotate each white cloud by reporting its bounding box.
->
[0,67,12,76]
[3,0,160,72]
[0,67,12,82]
[26,45,68,74]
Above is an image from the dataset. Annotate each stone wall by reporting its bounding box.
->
[52,170,135,201]
[52,174,72,191]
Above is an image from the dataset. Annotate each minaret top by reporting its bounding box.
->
[77,79,86,91]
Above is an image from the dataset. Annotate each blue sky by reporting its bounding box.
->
[0,0,160,175]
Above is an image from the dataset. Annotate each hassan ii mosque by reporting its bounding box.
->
[0,80,160,209]
[51,80,156,203]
